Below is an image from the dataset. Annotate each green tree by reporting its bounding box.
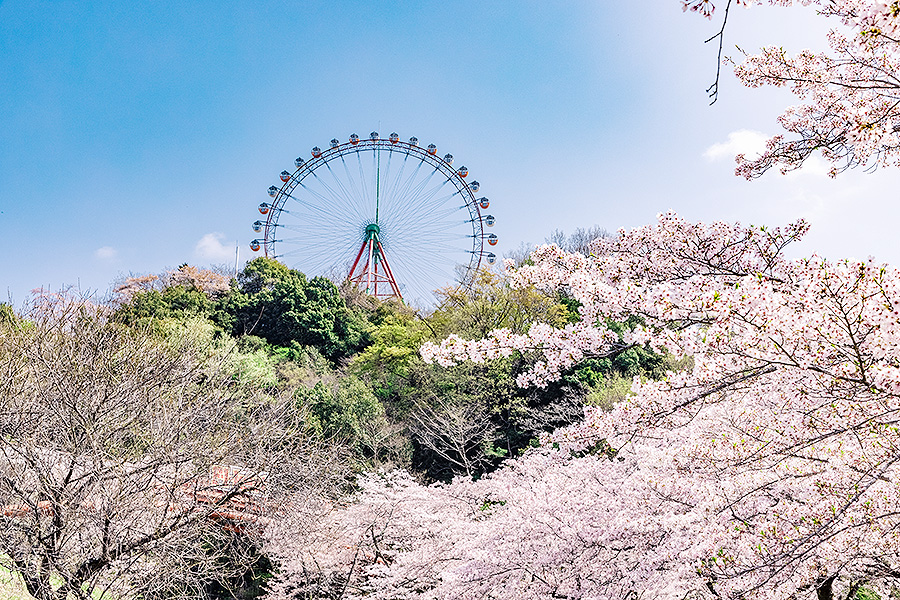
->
[350,301,427,400]
[295,376,398,462]
[227,258,368,361]
[113,264,235,331]
[428,268,572,339]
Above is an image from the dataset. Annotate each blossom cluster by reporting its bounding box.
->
[113,265,231,301]
[422,211,808,385]
[268,214,900,599]
[684,0,900,177]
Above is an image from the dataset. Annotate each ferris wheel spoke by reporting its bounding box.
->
[381,217,469,240]
[372,149,379,211]
[278,254,345,277]
[308,169,366,221]
[394,229,472,243]
[339,155,369,218]
[419,217,471,234]
[384,203,467,235]
[392,165,441,210]
[381,176,448,229]
[282,202,363,241]
[284,221,361,244]
[381,149,395,204]
[379,162,428,221]
[277,208,365,246]
[430,190,468,208]
[279,199,356,228]
[289,229,359,255]
[356,151,372,212]
[282,250,349,270]
[413,188,465,214]
[394,248,469,269]
[393,258,459,300]
[272,220,336,235]
[288,234,359,257]
[273,231,360,250]
[389,239,472,256]
[278,236,360,266]
[292,183,367,225]
[382,153,410,203]
[383,206,467,241]
[323,162,364,214]
[385,241,470,262]
[398,178,455,216]
[395,251,460,291]
[387,155,425,204]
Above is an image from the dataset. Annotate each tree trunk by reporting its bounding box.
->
[816,575,836,600]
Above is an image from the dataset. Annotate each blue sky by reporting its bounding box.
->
[3,1,899,305]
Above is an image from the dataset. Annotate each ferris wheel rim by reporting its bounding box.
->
[253,134,495,301]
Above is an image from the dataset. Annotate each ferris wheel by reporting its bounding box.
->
[250,132,497,304]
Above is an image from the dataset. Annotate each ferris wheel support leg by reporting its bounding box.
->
[366,237,374,293]
[347,239,368,284]
[376,240,402,299]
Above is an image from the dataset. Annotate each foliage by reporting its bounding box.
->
[351,308,426,384]
[856,588,882,600]
[16,242,701,597]
[403,359,517,480]
[295,377,387,457]
[227,258,368,361]
[112,264,237,332]
[114,284,216,325]
[345,270,666,481]
[0,303,18,327]
[428,268,571,339]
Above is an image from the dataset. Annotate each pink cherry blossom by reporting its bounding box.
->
[686,0,900,177]
[267,213,900,599]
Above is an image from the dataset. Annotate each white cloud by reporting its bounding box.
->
[94,246,118,261]
[784,154,832,179]
[194,232,234,263]
[703,130,769,162]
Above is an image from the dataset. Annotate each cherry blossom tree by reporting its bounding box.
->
[267,213,900,599]
[684,0,900,178]
[0,294,347,600]
[112,264,231,302]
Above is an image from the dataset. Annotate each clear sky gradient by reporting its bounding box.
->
[3,1,898,305]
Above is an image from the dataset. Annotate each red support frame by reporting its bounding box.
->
[346,235,402,300]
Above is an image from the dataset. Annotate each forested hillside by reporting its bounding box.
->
[0,233,667,600]
[7,207,900,600]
